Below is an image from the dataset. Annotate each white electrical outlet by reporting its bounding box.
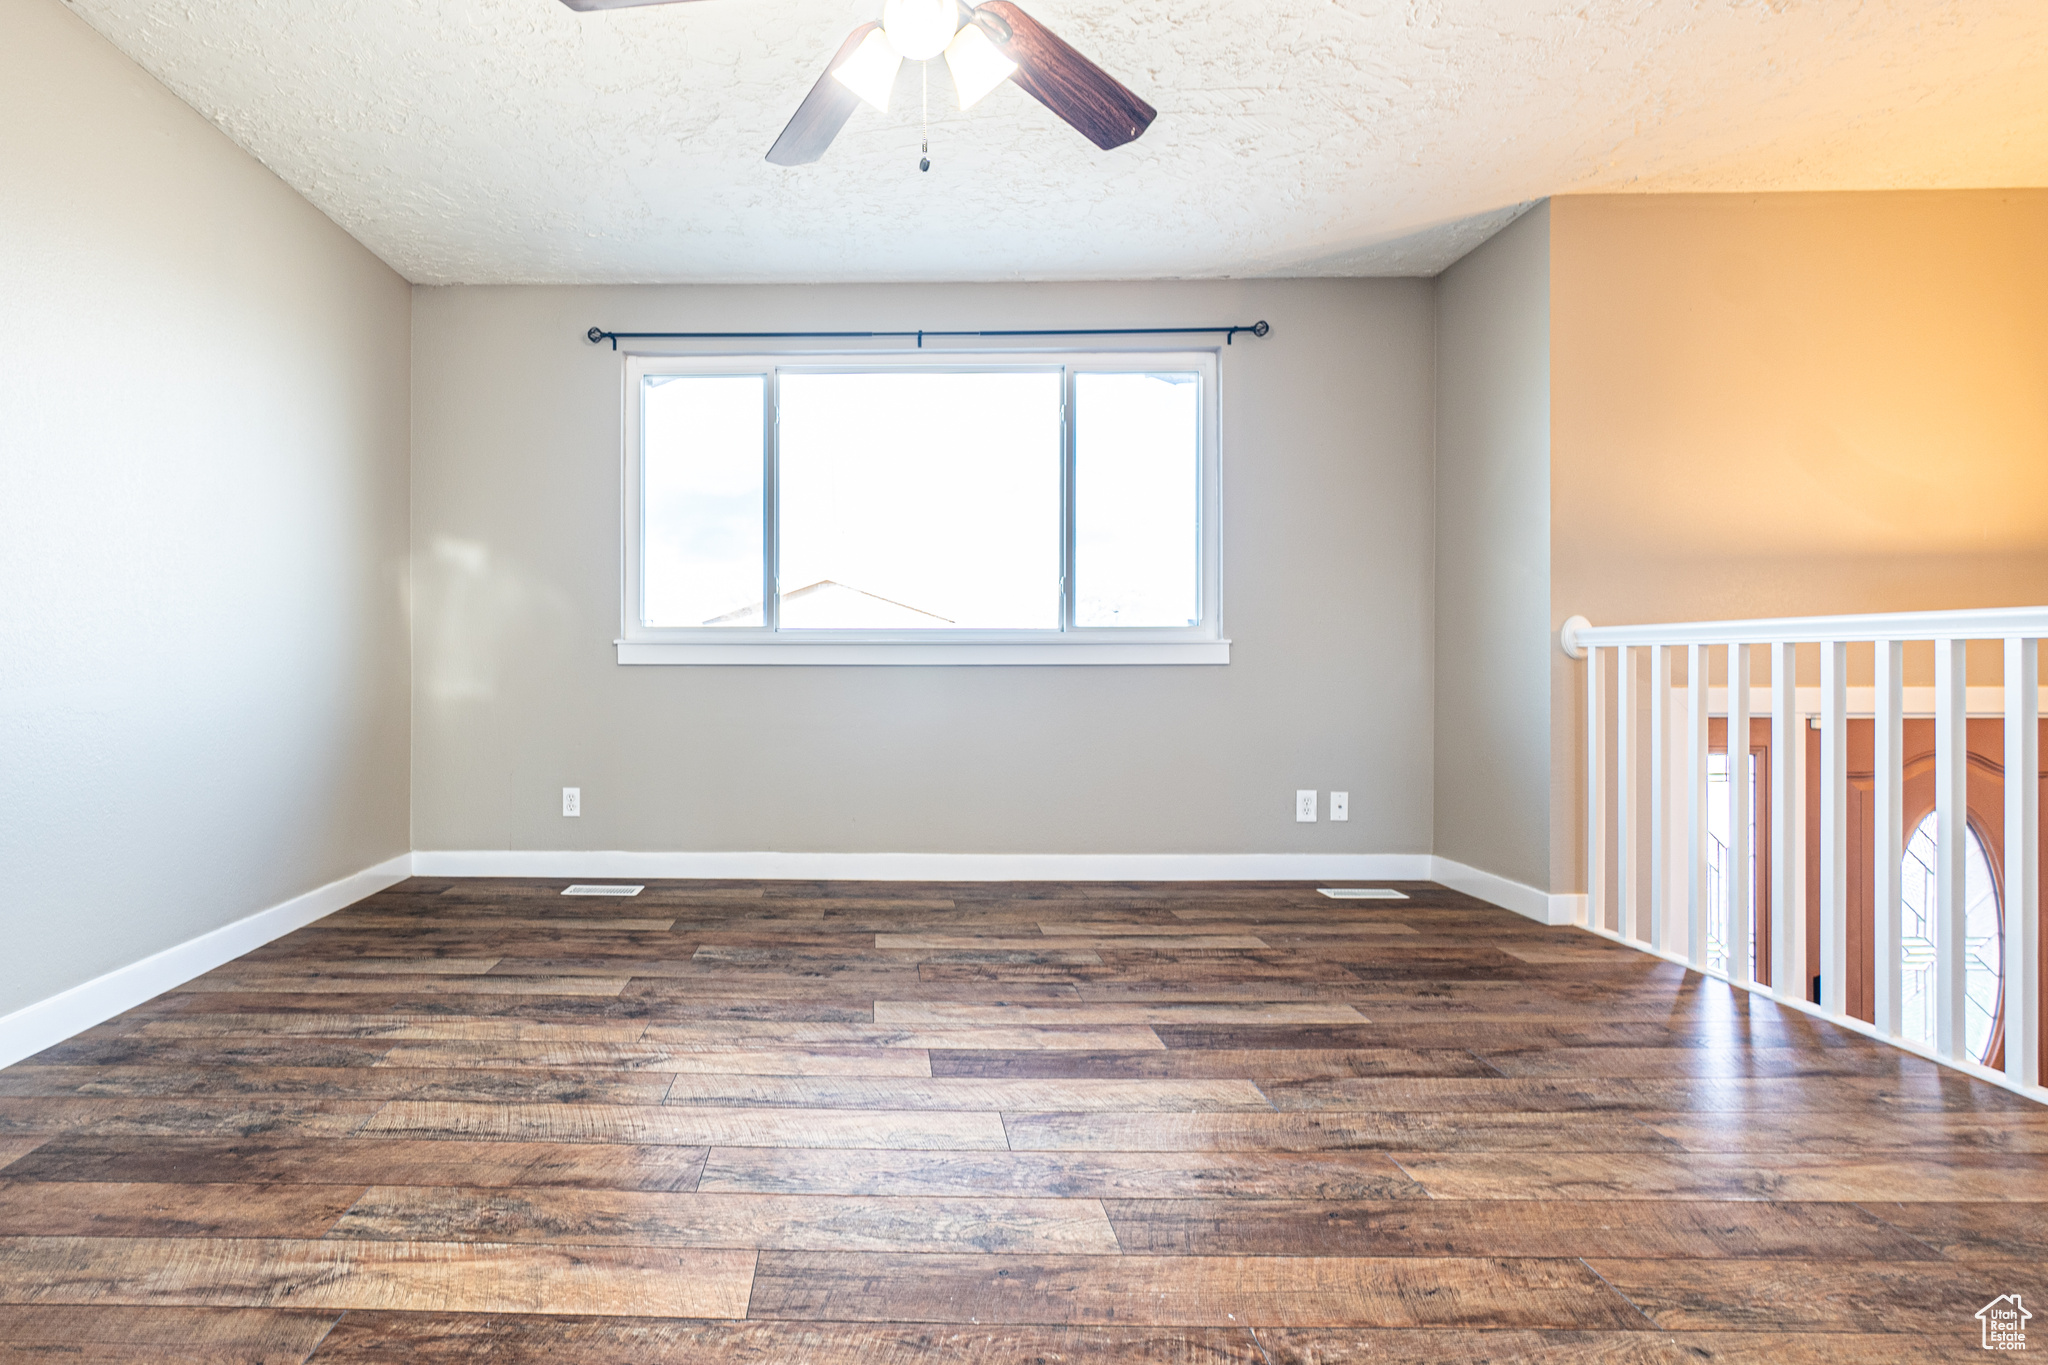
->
[1330,791,1349,822]
[562,787,581,817]
[1295,789,1317,823]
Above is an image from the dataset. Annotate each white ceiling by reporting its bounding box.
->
[62,0,2048,284]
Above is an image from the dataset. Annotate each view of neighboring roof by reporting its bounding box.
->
[704,580,954,629]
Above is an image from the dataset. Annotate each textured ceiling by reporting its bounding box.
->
[59,0,2048,284]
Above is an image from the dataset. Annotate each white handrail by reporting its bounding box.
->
[1569,609,2045,1107]
[1571,604,2048,648]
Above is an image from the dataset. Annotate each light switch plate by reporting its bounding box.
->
[1295,789,1317,823]
[1330,791,1349,821]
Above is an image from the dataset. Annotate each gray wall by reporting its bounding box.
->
[1432,204,1554,891]
[410,279,1436,856]
[0,0,413,1017]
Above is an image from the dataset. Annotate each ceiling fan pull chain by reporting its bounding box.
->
[920,61,932,172]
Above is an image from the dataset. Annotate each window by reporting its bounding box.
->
[620,352,1223,664]
[1899,811,2004,1065]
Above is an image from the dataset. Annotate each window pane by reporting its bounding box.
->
[777,371,1061,630]
[1073,372,1200,628]
[642,374,765,627]
[1900,811,2004,1064]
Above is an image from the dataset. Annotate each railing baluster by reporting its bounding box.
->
[1686,644,1711,968]
[1587,645,1607,932]
[1875,646,1908,1039]
[1875,646,1900,1039]
[1650,644,1671,955]
[1772,641,1799,1001]
[1819,641,1848,1014]
[1873,639,1905,1039]
[2006,637,2040,1090]
[1616,645,1636,943]
[1934,638,1968,1060]
[1727,643,1751,984]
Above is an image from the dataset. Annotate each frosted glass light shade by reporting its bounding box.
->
[831,28,903,111]
[944,22,1016,109]
[881,0,961,62]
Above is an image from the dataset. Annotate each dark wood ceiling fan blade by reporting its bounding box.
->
[558,0,716,11]
[766,23,877,166]
[973,1,1155,151]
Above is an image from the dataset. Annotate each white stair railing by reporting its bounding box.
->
[1561,607,2044,1103]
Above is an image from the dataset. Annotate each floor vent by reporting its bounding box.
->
[1317,887,1408,899]
[562,884,646,896]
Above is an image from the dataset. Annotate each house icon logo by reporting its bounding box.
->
[1978,1294,2031,1350]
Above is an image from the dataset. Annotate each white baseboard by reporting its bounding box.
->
[1429,856,1581,926]
[411,849,1438,883]
[0,851,413,1069]
[410,850,1574,924]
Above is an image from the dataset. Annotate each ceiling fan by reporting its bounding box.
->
[557,0,1157,167]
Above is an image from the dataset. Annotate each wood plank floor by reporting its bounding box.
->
[0,878,2039,1362]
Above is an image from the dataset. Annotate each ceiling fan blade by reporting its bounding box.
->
[558,0,715,10]
[766,23,878,166]
[972,1,1155,151]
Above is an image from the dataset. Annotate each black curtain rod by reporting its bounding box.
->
[585,322,1269,351]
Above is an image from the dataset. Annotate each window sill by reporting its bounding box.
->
[614,639,1231,666]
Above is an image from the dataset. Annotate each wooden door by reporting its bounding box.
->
[1805,717,2047,1075]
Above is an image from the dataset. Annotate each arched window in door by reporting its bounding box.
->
[1898,812,2004,1064]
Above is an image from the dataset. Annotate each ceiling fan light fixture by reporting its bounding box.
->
[880,0,961,62]
[944,22,1016,109]
[831,27,903,111]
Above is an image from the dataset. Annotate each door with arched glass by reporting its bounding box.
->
[1806,717,2041,1070]
[1897,805,2003,1063]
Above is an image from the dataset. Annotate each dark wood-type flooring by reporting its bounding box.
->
[0,878,2041,1362]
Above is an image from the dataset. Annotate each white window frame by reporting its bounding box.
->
[616,349,1226,665]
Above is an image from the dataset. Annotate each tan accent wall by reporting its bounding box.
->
[1551,189,2048,892]
[0,0,413,1017]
